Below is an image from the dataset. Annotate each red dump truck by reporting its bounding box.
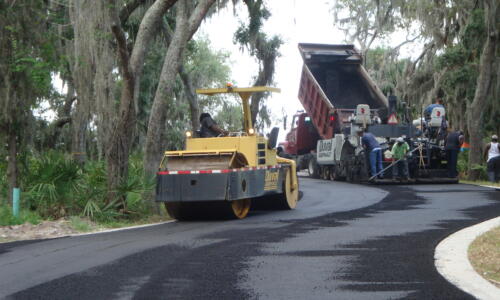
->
[280,43,457,183]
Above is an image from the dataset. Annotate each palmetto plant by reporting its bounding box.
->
[77,155,154,220]
[24,151,80,218]
[20,151,155,221]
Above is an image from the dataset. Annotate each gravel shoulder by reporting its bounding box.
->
[0,216,171,244]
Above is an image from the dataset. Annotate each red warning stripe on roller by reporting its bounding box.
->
[157,165,281,175]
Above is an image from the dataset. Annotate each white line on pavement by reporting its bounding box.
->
[69,220,176,237]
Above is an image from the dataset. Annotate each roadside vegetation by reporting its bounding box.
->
[469,226,500,287]
[0,151,167,230]
[0,1,279,232]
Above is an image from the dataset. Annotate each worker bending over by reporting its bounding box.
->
[485,135,500,182]
[359,129,383,179]
[391,137,410,181]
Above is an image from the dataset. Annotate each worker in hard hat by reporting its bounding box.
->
[199,113,228,137]
[391,137,410,181]
[485,134,500,182]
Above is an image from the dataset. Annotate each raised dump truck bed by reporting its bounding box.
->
[298,43,388,139]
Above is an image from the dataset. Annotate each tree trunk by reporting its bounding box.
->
[6,127,18,206]
[144,1,189,180]
[467,0,499,180]
[179,64,200,131]
[106,80,136,206]
[71,100,88,165]
[130,0,178,116]
[144,0,216,208]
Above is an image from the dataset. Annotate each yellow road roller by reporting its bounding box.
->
[156,86,299,220]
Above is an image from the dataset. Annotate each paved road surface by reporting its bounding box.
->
[1,178,499,299]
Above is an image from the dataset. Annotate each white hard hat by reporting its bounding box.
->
[397,137,404,143]
[493,135,498,140]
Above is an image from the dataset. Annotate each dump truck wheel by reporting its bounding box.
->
[225,198,251,219]
[322,167,330,180]
[329,166,336,181]
[276,168,298,209]
[308,157,320,179]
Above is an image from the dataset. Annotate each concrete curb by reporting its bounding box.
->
[480,185,500,191]
[435,216,500,300]
[69,220,176,238]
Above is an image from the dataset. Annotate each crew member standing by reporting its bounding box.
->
[444,129,464,178]
[391,137,410,181]
[359,129,383,179]
[484,135,500,182]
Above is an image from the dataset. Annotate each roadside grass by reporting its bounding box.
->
[468,226,500,288]
[0,206,42,226]
[69,216,96,232]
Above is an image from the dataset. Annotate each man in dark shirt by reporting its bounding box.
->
[359,129,383,178]
[444,129,464,178]
[199,113,228,138]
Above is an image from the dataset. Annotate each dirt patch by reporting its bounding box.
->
[0,220,80,243]
[0,216,172,244]
[468,226,500,288]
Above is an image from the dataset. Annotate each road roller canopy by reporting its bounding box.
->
[196,85,281,134]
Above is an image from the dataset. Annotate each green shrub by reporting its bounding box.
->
[3,151,155,225]
[0,161,7,205]
[75,154,154,222]
[75,160,107,218]
[457,151,469,176]
[471,164,488,180]
[23,151,80,218]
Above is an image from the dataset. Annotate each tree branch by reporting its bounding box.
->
[53,116,72,128]
[109,0,133,81]
[410,42,435,71]
[129,0,177,75]
[187,0,217,40]
[119,0,148,25]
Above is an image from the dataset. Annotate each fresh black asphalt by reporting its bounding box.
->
[1,178,499,299]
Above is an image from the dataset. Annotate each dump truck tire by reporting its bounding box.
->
[308,157,320,179]
[329,166,336,181]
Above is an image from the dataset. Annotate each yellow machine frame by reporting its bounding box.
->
[160,86,297,189]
